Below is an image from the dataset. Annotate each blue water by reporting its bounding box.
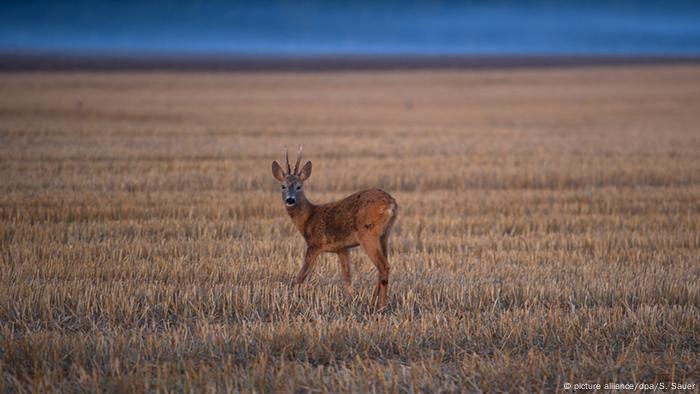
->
[2,1,700,55]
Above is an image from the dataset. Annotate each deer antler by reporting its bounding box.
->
[293,145,303,175]
[284,146,291,175]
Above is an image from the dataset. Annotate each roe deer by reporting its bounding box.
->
[272,146,398,309]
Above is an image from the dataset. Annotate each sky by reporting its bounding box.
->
[2,1,700,56]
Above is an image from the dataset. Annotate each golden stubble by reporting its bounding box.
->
[1,65,699,392]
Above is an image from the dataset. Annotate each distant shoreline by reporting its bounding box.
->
[1,53,699,72]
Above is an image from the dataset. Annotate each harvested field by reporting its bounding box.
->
[1,65,699,392]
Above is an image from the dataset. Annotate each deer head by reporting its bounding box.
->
[272,146,313,207]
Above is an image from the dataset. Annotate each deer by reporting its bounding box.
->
[272,146,398,310]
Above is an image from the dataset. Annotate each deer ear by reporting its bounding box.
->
[272,161,286,182]
[299,161,312,181]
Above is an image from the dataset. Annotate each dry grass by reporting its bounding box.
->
[1,65,699,392]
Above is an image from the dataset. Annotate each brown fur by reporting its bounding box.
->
[273,149,397,310]
[289,189,397,253]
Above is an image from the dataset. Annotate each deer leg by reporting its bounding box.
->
[295,247,321,289]
[375,231,394,305]
[337,249,353,296]
[380,233,390,258]
[359,235,391,310]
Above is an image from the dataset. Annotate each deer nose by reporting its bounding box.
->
[285,197,296,205]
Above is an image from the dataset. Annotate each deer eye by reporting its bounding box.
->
[296,185,302,190]
[281,185,286,190]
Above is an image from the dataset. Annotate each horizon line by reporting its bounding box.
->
[2,52,700,72]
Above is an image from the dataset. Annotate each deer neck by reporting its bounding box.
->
[286,199,314,235]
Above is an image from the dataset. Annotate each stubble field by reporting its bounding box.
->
[1,65,699,392]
